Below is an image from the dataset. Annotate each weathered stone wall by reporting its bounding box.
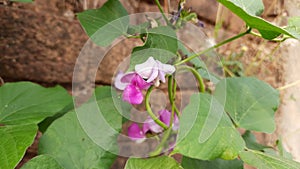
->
[0,0,281,85]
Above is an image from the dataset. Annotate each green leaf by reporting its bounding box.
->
[217,0,299,39]
[0,124,37,169]
[21,155,63,169]
[38,102,74,133]
[127,22,150,35]
[285,17,300,39]
[214,77,279,133]
[77,0,129,46]
[128,26,178,71]
[133,26,178,54]
[0,82,71,125]
[181,156,244,169]
[38,111,117,169]
[175,93,245,160]
[93,86,131,123]
[125,156,183,169]
[242,130,269,150]
[240,150,300,169]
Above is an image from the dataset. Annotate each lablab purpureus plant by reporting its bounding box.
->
[114,57,176,104]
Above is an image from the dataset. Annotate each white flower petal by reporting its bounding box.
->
[135,57,156,78]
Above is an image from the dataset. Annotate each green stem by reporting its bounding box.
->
[223,65,235,77]
[146,86,168,130]
[167,76,180,117]
[168,76,173,104]
[179,65,205,92]
[172,78,180,117]
[150,127,173,156]
[154,0,170,25]
[174,28,252,66]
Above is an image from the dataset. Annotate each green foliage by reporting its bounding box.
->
[125,156,183,169]
[38,111,117,169]
[217,0,299,40]
[176,93,245,160]
[128,26,178,71]
[0,124,37,169]
[0,82,72,125]
[242,130,269,150]
[37,86,124,169]
[2,0,299,168]
[21,155,63,169]
[240,150,300,169]
[214,77,279,133]
[181,156,244,169]
[0,82,71,169]
[77,0,129,46]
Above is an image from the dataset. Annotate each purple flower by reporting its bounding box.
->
[135,57,175,86]
[142,116,163,133]
[127,109,179,143]
[127,123,146,143]
[114,57,175,104]
[158,110,179,131]
[115,72,151,104]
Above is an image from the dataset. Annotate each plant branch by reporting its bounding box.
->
[168,76,180,117]
[278,80,300,91]
[178,65,206,92]
[174,28,252,66]
[154,0,170,25]
[146,85,168,130]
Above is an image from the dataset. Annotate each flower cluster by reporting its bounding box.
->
[114,57,175,104]
[127,109,179,143]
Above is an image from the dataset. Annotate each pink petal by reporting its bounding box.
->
[142,117,163,133]
[121,72,136,83]
[159,109,179,131]
[131,74,151,90]
[122,84,144,104]
[173,115,180,131]
[128,123,146,142]
[159,110,171,126]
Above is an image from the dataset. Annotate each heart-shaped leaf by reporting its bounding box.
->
[181,156,244,169]
[217,0,299,39]
[0,82,71,125]
[240,150,300,169]
[0,124,37,169]
[128,26,178,71]
[38,111,117,169]
[175,93,245,160]
[77,0,129,46]
[214,77,279,133]
[125,156,183,169]
[21,155,63,169]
